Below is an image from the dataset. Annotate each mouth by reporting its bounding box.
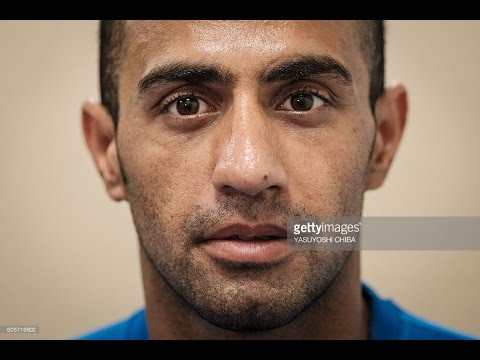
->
[200,224,290,265]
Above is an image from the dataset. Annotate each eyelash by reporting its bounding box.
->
[155,91,214,114]
[154,86,333,115]
[276,87,332,109]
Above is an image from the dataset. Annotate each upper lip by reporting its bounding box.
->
[203,223,288,241]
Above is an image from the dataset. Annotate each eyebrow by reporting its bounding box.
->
[260,55,353,85]
[138,62,236,93]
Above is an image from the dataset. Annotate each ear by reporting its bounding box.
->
[366,83,408,190]
[82,100,126,201]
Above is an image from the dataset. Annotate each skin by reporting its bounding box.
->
[82,20,407,339]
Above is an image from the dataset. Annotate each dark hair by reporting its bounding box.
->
[362,20,385,115]
[99,20,126,128]
[99,20,384,127]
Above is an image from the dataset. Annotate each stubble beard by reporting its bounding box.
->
[129,189,357,331]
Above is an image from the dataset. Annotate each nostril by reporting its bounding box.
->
[221,184,264,198]
[222,185,241,196]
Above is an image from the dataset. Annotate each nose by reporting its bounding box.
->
[212,98,288,197]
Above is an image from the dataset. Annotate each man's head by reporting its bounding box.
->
[82,21,407,332]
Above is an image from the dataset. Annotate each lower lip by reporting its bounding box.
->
[201,239,289,264]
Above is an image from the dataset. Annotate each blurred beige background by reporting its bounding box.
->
[0,20,479,339]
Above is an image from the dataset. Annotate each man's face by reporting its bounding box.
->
[116,21,375,330]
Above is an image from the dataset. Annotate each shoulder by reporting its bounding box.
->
[399,310,475,340]
[364,284,477,340]
[74,308,148,340]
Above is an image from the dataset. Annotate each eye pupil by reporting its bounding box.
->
[177,97,199,115]
[291,94,314,111]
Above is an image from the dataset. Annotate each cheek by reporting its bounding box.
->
[120,133,212,222]
[284,120,371,213]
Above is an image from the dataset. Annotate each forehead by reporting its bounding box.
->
[121,20,364,78]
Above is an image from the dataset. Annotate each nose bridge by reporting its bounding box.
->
[229,93,267,170]
[212,91,287,196]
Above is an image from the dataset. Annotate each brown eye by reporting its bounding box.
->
[177,97,199,115]
[166,96,209,116]
[291,94,313,111]
[280,93,326,112]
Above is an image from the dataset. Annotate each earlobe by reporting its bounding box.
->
[366,83,408,190]
[82,100,126,201]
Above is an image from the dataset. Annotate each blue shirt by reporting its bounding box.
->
[77,284,476,340]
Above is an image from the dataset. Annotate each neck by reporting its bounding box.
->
[140,248,369,339]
